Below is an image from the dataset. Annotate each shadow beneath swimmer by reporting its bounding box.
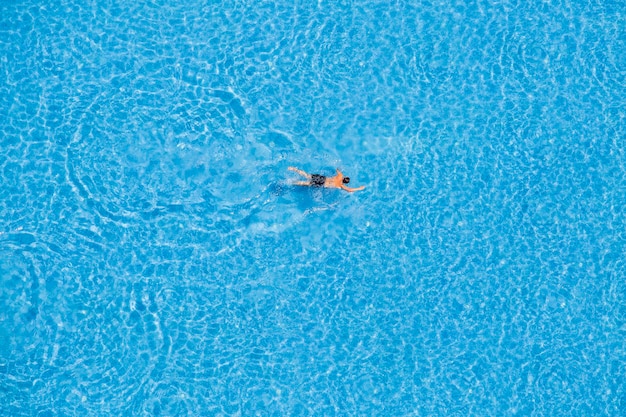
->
[235,181,340,234]
[268,181,287,197]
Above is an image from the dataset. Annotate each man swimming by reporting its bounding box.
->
[288,166,365,192]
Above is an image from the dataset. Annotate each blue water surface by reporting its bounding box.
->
[1,0,625,415]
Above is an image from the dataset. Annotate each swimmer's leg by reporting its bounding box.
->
[293,180,310,186]
[288,166,311,179]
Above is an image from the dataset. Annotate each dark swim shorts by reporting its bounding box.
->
[310,174,326,187]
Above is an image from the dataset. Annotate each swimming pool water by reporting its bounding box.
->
[1,0,624,415]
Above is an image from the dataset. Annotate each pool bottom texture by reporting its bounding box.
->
[1,0,624,415]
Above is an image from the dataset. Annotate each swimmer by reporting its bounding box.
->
[288,166,365,192]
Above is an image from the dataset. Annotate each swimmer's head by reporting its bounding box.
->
[343,177,350,184]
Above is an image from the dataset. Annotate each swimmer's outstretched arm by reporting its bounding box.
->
[341,185,365,192]
[288,166,311,179]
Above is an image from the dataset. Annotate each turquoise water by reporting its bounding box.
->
[1,0,624,415]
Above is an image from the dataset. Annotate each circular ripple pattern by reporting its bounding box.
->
[1,0,624,416]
